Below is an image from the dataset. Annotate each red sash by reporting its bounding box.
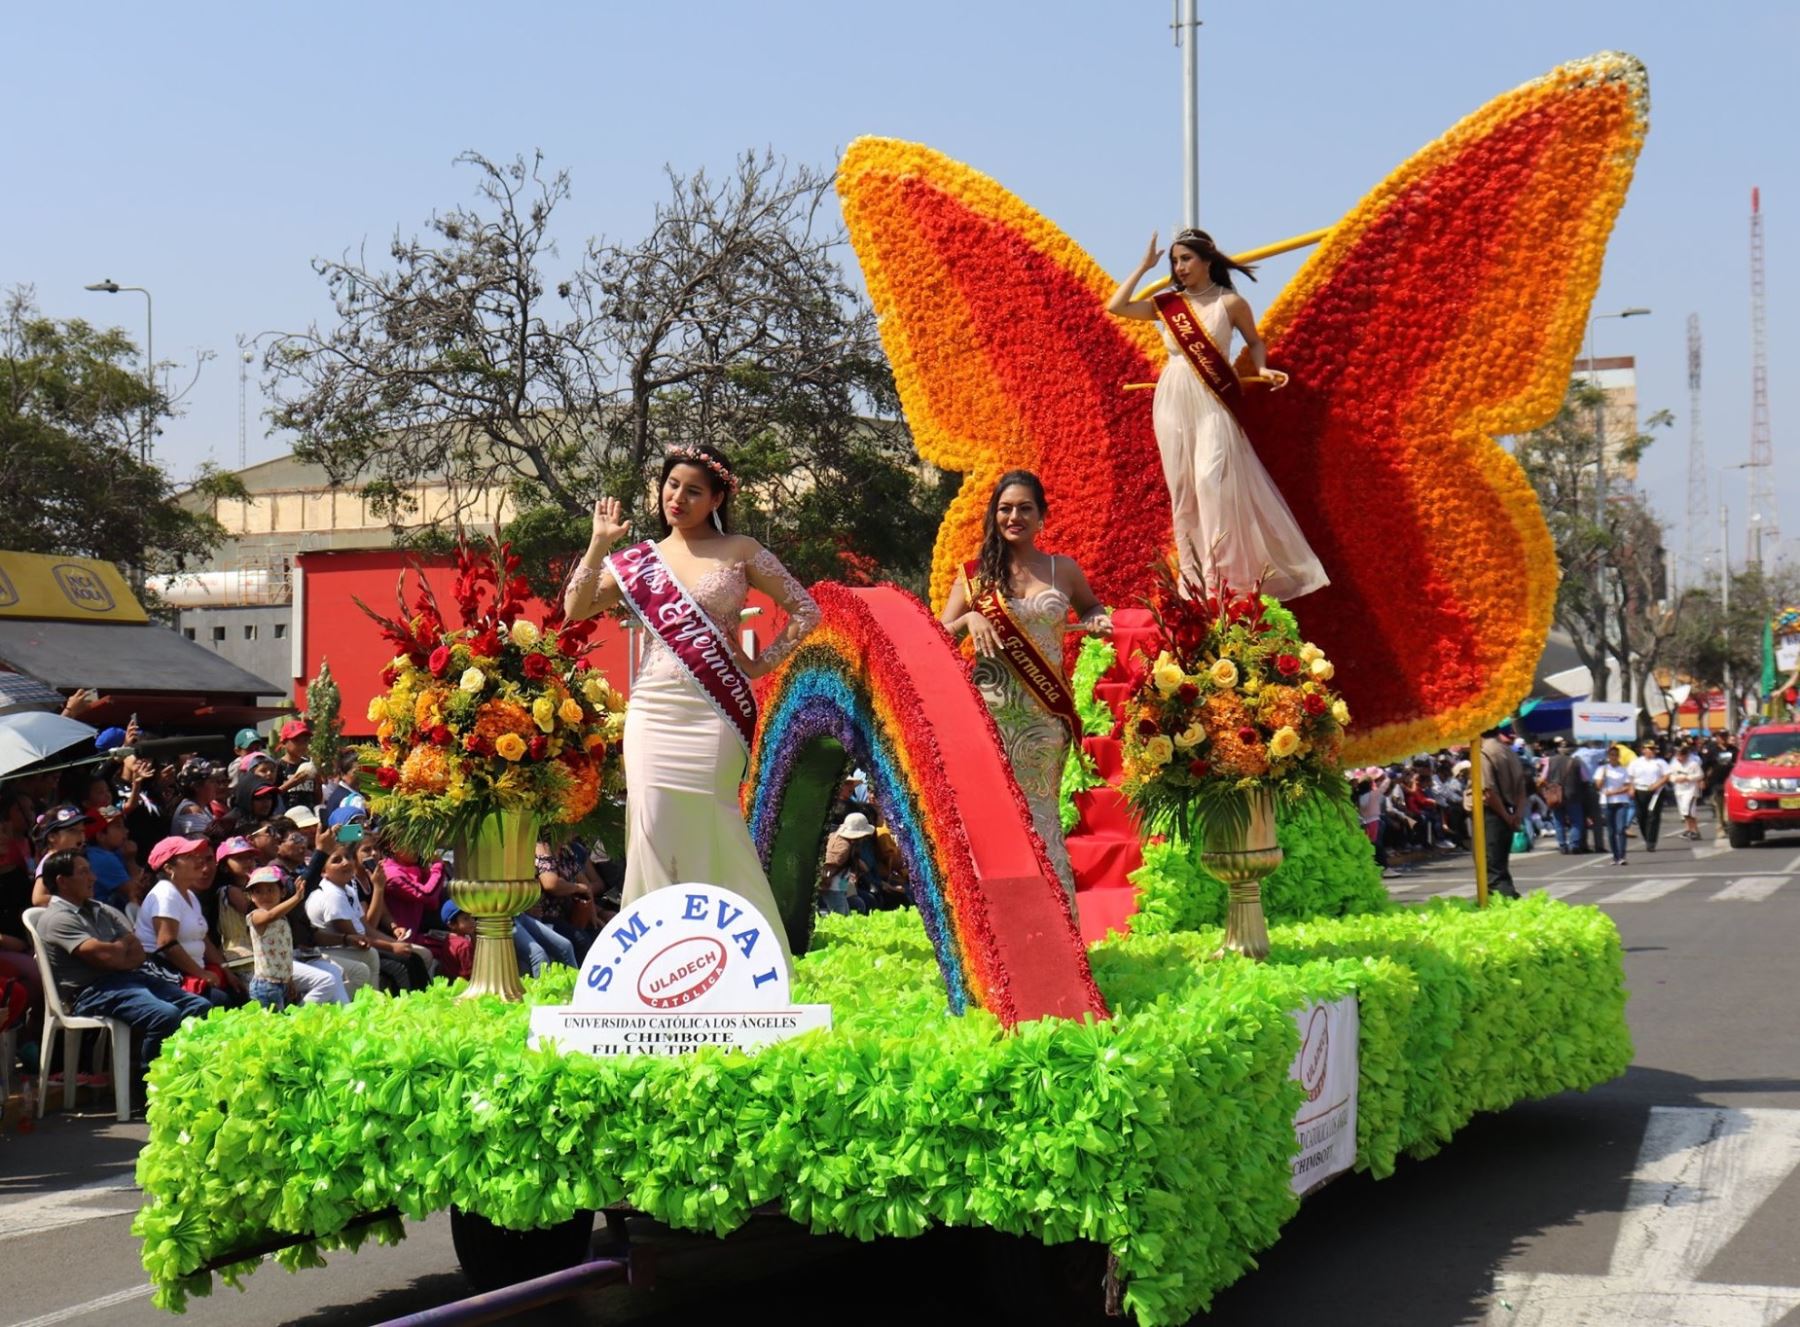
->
[963,560,1083,744]
[1153,288,1248,427]
[606,541,757,754]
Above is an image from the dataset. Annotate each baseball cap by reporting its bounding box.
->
[234,727,266,751]
[34,804,87,839]
[253,784,280,800]
[246,864,286,889]
[440,899,463,924]
[285,805,320,829]
[327,803,368,830]
[279,719,312,743]
[215,835,257,862]
[148,835,212,870]
[95,726,129,752]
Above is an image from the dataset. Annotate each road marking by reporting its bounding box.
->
[1549,856,1610,878]
[1489,1106,1800,1325]
[5,1283,153,1327]
[1712,876,1787,902]
[0,1174,139,1242]
[1782,850,1800,874]
[1539,879,1596,899]
[1595,876,1694,904]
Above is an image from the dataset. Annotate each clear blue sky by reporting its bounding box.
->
[5,1,1794,574]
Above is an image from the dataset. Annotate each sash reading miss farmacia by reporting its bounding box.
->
[606,541,757,754]
[963,560,1084,744]
[1153,288,1247,427]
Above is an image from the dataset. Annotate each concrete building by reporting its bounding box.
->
[1571,355,1641,485]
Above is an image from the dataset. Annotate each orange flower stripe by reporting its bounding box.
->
[838,52,1647,764]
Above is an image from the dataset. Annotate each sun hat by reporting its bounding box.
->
[215,835,257,862]
[838,812,876,840]
[246,864,285,889]
[148,835,212,870]
[285,805,320,829]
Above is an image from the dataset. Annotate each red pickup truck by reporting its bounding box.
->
[1723,722,1800,848]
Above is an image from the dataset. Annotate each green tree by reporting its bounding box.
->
[262,151,948,598]
[0,288,244,571]
[306,660,343,775]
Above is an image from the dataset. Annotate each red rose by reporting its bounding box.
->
[1238,726,1258,743]
[430,724,453,746]
[1176,682,1199,704]
[522,652,553,681]
[380,663,400,687]
[375,765,400,788]
[464,734,484,754]
[1303,692,1328,716]
[1188,759,1212,778]
[428,645,451,677]
[1276,654,1301,677]
[469,629,500,658]
[528,734,549,760]
[1136,717,1160,738]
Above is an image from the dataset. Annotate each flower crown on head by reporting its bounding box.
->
[667,445,739,495]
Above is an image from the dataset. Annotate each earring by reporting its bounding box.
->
[711,509,724,533]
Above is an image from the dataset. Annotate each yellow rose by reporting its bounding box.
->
[1208,658,1240,688]
[1331,699,1351,725]
[1309,657,1335,682]
[366,697,386,723]
[1151,651,1185,697]
[581,675,607,705]
[494,733,527,762]
[558,698,584,725]
[509,619,540,649]
[1174,721,1207,750]
[1270,726,1301,759]
[531,696,557,733]
[1143,735,1175,768]
[459,667,486,694]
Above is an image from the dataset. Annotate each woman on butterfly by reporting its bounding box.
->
[1108,228,1329,602]
[939,471,1111,914]
[563,444,819,972]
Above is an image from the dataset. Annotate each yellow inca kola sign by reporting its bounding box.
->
[0,551,147,623]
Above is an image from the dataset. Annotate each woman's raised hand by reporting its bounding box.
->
[1140,231,1164,272]
[590,496,631,551]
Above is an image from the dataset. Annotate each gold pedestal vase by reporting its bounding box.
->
[1198,789,1282,962]
[448,809,541,1001]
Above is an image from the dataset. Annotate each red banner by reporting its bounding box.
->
[1153,288,1248,428]
[964,560,1083,744]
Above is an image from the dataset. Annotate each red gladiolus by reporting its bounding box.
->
[1176,682,1199,704]
[522,652,553,681]
[1303,692,1328,716]
[1136,717,1159,738]
[428,645,451,677]
[375,765,400,788]
[464,734,483,754]
[379,662,400,687]
[528,734,549,760]
[430,724,453,746]
[1276,654,1301,677]
[1188,758,1211,778]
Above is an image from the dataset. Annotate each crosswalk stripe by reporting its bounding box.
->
[1712,876,1787,902]
[1595,876,1695,904]
[1540,880,1597,900]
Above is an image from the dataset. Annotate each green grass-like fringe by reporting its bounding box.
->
[136,898,1629,1325]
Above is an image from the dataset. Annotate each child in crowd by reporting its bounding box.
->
[245,864,306,1010]
[438,899,476,981]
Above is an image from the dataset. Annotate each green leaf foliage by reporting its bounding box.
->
[136,897,1629,1325]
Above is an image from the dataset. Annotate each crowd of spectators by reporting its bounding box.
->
[817,769,913,915]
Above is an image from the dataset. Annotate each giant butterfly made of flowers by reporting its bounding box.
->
[838,52,1648,763]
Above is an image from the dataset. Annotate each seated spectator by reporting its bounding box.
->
[304,840,431,992]
[30,804,90,907]
[437,899,476,982]
[819,812,878,915]
[34,850,213,1073]
[85,804,144,906]
[321,751,366,820]
[135,836,246,1007]
[171,760,224,837]
[533,838,599,960]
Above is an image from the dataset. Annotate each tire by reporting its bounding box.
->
[1727,820,1753,850]
[449,1206,595,1292]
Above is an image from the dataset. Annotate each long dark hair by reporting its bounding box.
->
[976,470,1048,595]
[655,443,736,536]
[1168,228,1258,293]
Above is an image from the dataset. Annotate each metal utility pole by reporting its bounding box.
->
[1173,0,1201,228]
[84,279,154,462]
[1685,315,1708,587]
[1722,502,1736,730]
[238,348,253,470]
[1748,188,1777,564]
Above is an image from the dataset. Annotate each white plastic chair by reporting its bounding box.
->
[20,907,132,1122]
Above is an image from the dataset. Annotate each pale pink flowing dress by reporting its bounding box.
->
[1153,290,1329,601]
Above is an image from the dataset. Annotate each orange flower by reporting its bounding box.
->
[398,744,453,795]
[552,757,600,823]
[473,698,533,746]
[1260,687,1306,734]
[413,686,449,731]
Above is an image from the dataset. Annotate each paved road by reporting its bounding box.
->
[6,816,1798,1327]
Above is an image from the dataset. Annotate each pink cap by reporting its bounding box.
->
[148,835,212,870]
[215,836,257,862]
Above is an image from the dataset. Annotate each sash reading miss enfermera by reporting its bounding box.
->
[1153,288,1247,428]
[606,541,757,754]
[963,560,1083,744]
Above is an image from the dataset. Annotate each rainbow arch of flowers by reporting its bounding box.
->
[744,582,1105,1025]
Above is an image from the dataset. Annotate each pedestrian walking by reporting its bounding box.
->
[1627,739,1671,852]
[1596,748,1635,865]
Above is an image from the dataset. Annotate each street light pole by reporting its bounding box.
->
[84,279,154,463]
[1174,0,1201,228]
[1720,501,1735,732]
[1581,306,1650,700]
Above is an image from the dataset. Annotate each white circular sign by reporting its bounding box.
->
[573,883,791,1012]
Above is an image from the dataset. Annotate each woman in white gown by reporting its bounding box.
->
[1107,228,1328,602]
[563,444,820,972]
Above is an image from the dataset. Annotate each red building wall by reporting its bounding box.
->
[296,549,783,737]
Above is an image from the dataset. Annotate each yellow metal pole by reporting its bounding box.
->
[1132,227,1332,301]
[1470,735,1489,908]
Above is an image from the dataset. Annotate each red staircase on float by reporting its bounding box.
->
[1067,609,1161,944]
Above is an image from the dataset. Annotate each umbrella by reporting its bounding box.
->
[0,711,99,779]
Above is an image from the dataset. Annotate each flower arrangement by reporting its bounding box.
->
[356,541,626,856]
[1118,576,1349,841]
[837,52,1648,765]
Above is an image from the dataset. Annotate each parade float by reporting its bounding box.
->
[135,53,1643,1325]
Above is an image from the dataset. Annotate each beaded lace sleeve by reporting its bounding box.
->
[745,547,821,670]
[562,561,609,623]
